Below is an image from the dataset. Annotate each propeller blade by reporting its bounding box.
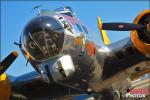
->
[102,23,146,31]
[0,51,18,75]
[97,16,110,45]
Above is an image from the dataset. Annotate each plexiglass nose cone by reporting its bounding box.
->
[22,15,64,62]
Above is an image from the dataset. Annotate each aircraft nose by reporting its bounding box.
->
[22,15,64,62]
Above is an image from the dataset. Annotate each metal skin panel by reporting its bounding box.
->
[58,34,102,90]
[52,34,146,92]
[97,37,147,80]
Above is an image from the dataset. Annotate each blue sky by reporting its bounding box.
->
[1,1,149,77]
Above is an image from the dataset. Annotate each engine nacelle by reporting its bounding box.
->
[131,10,150,56]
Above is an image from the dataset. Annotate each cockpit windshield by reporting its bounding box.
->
[54,6,75,17]
[54,7,74,13]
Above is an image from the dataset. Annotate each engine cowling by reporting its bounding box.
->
[0,74,11,100]
[131,10,150,56]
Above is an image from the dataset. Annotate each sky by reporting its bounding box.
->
[1,1,149,77]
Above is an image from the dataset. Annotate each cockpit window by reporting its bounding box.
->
[82,26,88,34]
[74,23,84,33]
[54,6,74,14]
[65,7,74,14]
[54,6,75,17]
[60,12,73,17]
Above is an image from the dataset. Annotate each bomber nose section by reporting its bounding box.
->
[22,15,64,62]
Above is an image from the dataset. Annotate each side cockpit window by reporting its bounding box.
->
[82,25,88,34]
[57,16,71,29]
[57,16,74,34]
[74,23,84,33]
[61,12,73,17]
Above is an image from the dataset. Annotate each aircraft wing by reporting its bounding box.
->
[97,37,147,80]
[10,70,83,99]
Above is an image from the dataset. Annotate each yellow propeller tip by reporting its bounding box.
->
[12,51,18,57]
[97,16,102,30]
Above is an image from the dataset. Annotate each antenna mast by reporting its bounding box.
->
[33,5,42,15]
